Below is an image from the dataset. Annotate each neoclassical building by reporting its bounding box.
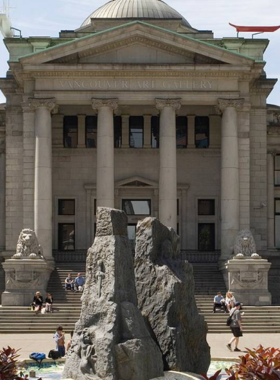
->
[0,0,280,297]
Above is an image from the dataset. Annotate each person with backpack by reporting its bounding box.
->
[226,302,243,352]
[54,326,65,357]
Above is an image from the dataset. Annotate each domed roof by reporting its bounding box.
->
[81,0,191,28]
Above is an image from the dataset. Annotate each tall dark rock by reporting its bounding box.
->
[63,208,163,380]
[134,217,210,374]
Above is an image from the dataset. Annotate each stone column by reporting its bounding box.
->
[0,128,5,251]
[30,98,56,262]
[156,99,181,230]
[267,151,275,248]
[181,189,188,249]
[22,104,35,229]
[92,99,118,208]
[217,98,244,260]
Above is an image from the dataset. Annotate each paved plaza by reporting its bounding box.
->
[0,332,279,361]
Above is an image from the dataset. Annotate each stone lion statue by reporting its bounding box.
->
[233,229,260,259]
[13,229,42,259]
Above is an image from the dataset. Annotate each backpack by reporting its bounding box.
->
[226,310,237,326]
[48,350,61,360]
[29,352,46,363]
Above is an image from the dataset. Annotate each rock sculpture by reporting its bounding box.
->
[13,229,42,259]
[233,229,260,258]
[63,207,163,380]
[134,217,210,374]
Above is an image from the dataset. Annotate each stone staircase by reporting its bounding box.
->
[0,263,85,333]
[1,260,280,334]
[192,263,280,333]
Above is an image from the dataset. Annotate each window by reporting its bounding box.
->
[275,199,280,248]
[176,116,188,148]
[195,116,209,148]
[151,116,160,148]
[58,223,75,251]
[122,199,151,215]
[198,223,215,251]
[275,155,280,185]
[64,116,78,148]
[198,200,215,215]
[129,116,144,148]
[85,116,97,148]
[58,199,75,215]
[114,116,122,148]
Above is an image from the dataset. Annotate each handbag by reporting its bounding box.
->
[226,309,237,326]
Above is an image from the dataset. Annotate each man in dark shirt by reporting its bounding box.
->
[226,302,243,352]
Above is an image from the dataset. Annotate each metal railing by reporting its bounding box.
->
[52,249,220,263]
[180,250,221,263]
[53,250,87,263]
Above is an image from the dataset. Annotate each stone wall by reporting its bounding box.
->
[5,91,24,253]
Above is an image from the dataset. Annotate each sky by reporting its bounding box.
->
[0,0,280,105]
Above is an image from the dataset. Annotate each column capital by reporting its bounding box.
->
[91,98,118,111]
[155,98,181,111]
[216,98,244,114]
[28,98,57,112]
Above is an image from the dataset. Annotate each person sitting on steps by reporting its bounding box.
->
[64,273,74,291]
[225,291,236,313]
[32,291,43,315]
[74,273,85,292]
[213,291,226,313]
[45,293,54,313]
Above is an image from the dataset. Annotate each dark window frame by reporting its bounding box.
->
[58,223,75,251]
[275,155,280,186]
[195,116,210,149]
[198,199,215,216]
[122,199,151,216]
[176,116,188,149]
[151,116,160,148]
[275,198,280,248]
[114,116,122,148]
[129,116,144,148]
[85,115,98,148]
[58,199,75,216]
[63,116,78,148]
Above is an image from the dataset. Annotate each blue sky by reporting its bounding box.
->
[0,0,279,105]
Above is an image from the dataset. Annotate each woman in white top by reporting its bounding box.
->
[225,291,236,312]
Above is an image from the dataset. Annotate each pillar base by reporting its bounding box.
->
[1,259,54,306]
[220,257,272,306]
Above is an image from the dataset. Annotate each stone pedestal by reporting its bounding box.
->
[220,257,272,306]
[2,259,53,306]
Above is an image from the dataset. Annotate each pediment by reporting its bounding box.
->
[48,37,224,65]
[116,176,158,188]
[19,22,255,68]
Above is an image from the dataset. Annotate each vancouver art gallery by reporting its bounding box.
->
[0,0,280,301]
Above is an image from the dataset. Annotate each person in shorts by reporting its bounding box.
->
[226,302,243,352]
[54,325,65,357]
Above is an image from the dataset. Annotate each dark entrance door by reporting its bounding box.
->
[198,223,215,251]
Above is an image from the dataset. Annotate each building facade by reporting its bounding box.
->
[0,0,280,299]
